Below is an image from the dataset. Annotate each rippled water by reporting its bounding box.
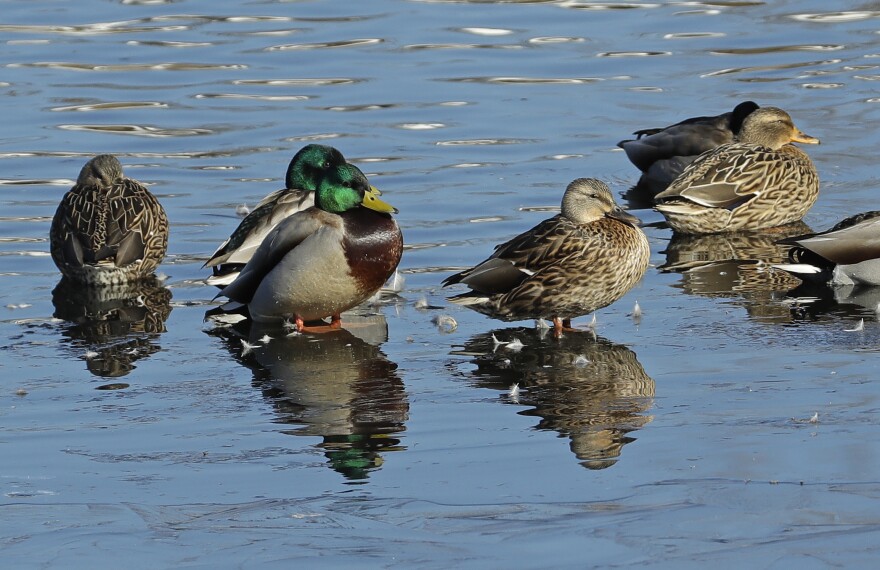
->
[4,0,880,566]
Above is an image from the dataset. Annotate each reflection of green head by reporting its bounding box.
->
[285,144,346,191]
[315,164,398,215]
[322,434,388,481]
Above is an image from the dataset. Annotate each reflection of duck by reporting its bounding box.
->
[660,225,810,322]
[655,107,820,235]
[208,314,407,481]
[784,281,880,323]
[454,327,654,470]
[52,277,172,377]
[620,100,759,197]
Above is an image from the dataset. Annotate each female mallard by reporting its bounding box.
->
[773,211,880,286]
[619,101,759,195]
[217,163,403,331]
[204,144,347,286]
[654,106,820,235]
[49,154,169,286]
[442,178,649,337]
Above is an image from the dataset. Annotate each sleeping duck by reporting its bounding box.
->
[654,106,820,235]
[619,101,759,195]
[50,154,169,286]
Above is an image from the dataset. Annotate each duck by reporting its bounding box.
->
[216,163,403,331]
[442,178,649,337]
[49,154,169,286]
[619,101,759,195]
[772,211,880,286]
[204,144,347,287]
[654,106,820,235]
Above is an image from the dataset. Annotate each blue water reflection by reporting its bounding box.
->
[453,326,654,469]
[207,314,407,482]
[52,277,172,377]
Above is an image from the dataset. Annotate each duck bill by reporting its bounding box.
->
[791,129,820,145]
[361,187,398,214]
[370,185,382,196]
[607,207,641,225]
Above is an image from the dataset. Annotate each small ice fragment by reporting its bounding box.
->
[414,296,429,310]
[209,312,247,327]
[241,339,260,356]
[282,319,297,331]
[84,350,99,360]
[15,388,27,396]
[535,318,550,330]
[845,318,864,332]
[491,333,506,347]
[5,303,32,310]
[504,338,524,352]
[432,314,458,333]
[259,334,272,343]
[809,412,819,424]
[508,383,520,401]
[632,301,642,319]
[236,203,250,217]
[573,355,590,367]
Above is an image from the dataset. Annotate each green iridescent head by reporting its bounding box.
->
[315,163,398,215]
[285,144,347,191]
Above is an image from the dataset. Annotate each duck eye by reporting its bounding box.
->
[322,161,330,169]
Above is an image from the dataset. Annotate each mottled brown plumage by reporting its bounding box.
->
[443,178,650,336]
[49,154,169,285]
[619,100,759,195]
[654,107,819,235]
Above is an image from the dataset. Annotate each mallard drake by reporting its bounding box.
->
[619,101,759,195]
[773,211,880,286]
[204,144,347,287]
[217,163,403,331]
[654,106,820,235]
[442,178,649,337]
[49,154,169,286]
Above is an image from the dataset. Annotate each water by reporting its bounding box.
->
[3,0,880,566]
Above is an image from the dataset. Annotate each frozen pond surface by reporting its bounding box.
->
[3,0,880,567]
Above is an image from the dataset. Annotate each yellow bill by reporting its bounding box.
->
[362,186,398,214]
